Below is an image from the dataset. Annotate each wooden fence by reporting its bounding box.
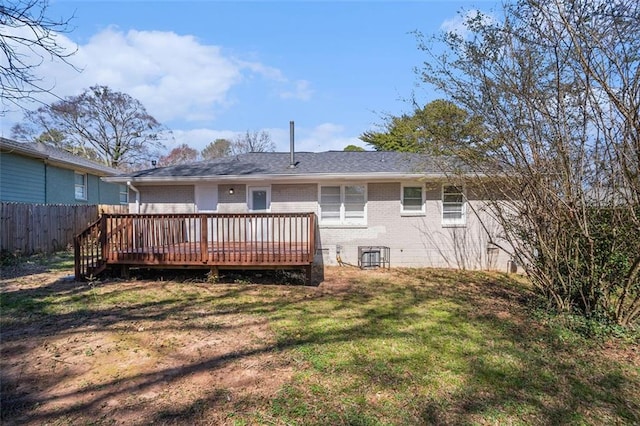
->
[1,203,129,255]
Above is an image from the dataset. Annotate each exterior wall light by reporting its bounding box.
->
[229,188,234,195]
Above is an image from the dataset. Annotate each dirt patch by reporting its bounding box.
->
[0,264,377,425]
[0,270,300,425]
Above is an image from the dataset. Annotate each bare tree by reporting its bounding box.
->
[12,85,168,170]
[158,143,199,166]
[1,0,76,111]
[231,130,275,155]
[202,138,231,160]
[418,0,640,326]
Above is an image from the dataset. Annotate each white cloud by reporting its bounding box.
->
[287,123,365,152]
[280,80,313,101]
[1,26,313,134]
[67,28,246,123]
[169,122,365,156]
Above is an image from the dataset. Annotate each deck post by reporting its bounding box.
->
[309,213,316,264]
[209,266,219,282]
[305,265,312,285]
[200,214,208,263]
[120,264,130,279]
[100,215,108,265]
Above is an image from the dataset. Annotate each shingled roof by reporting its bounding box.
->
[0,137,120,176]
[112,151,451,183]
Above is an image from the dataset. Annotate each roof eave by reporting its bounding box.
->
[1,140,118,176]
[0,143,50,160]
[44,158,119,176]
[102,172,454,184]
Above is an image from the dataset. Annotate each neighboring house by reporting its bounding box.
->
[104,150,510,270]
[0,137,126,205]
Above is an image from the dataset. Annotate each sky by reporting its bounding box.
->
[1,0,500,154]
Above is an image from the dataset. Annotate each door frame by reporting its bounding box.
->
[247,186,271,212]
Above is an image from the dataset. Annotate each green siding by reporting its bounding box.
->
[1,151,122,205]
[46,166,122,205]
[0,152,46,203]
[45,166,77,204]
[99,180,123,205]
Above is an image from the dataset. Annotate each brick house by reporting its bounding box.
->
[103,150,509,271]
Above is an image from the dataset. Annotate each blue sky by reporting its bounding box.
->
[2,0,499,153]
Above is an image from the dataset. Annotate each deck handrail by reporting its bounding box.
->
[74,216,106,279]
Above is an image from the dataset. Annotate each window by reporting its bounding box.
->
[194,184,217,212]
[402,184,425,214]
[442,185,465,225]
[75,172,87,200]
[248,186,270,211]
[319,184,366,225]
[119,184,129,204]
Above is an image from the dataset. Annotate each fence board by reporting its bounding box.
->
[0,203,128,255]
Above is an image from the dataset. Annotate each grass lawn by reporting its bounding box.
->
[1,251,638,425]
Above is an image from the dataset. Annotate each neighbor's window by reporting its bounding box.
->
[319,184,366,225]
[442,185,465,225]
[75,172,87,200]
[119,184,128,204]
[402,185,425,214]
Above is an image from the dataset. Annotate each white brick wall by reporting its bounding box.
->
[139,185,195,213]
[318,182,512,270]
[217,184,248,213]
[271,184,317,212]
[134,180,513,271]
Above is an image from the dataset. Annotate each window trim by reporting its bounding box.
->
[119,184,129,205]
[74,172,87,200]
[247,186,271,212]
[442,184,466,226]
[318,183,367,226]
[401,183,426,215]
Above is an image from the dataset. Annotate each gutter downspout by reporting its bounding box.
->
[127,181,140,213]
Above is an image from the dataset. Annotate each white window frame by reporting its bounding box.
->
[318,183,367,226]
[194,184,218,212]
[401,183,425,215]
[247,186,271,212]
[119,184,129,205]
[74,172,87,200]
[442,184,466,226]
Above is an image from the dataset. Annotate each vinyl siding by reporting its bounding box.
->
[45,166,78,204]
[0,152,46,203]
[98,181,124,205]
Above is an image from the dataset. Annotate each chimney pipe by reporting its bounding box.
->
[289,120,296,168]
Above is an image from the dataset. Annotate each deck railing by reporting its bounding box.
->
[74,216,107,279]
[75,212,316,279]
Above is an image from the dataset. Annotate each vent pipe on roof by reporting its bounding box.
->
[289,120,296,168]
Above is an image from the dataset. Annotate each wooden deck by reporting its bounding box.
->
[74,212,317,282]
